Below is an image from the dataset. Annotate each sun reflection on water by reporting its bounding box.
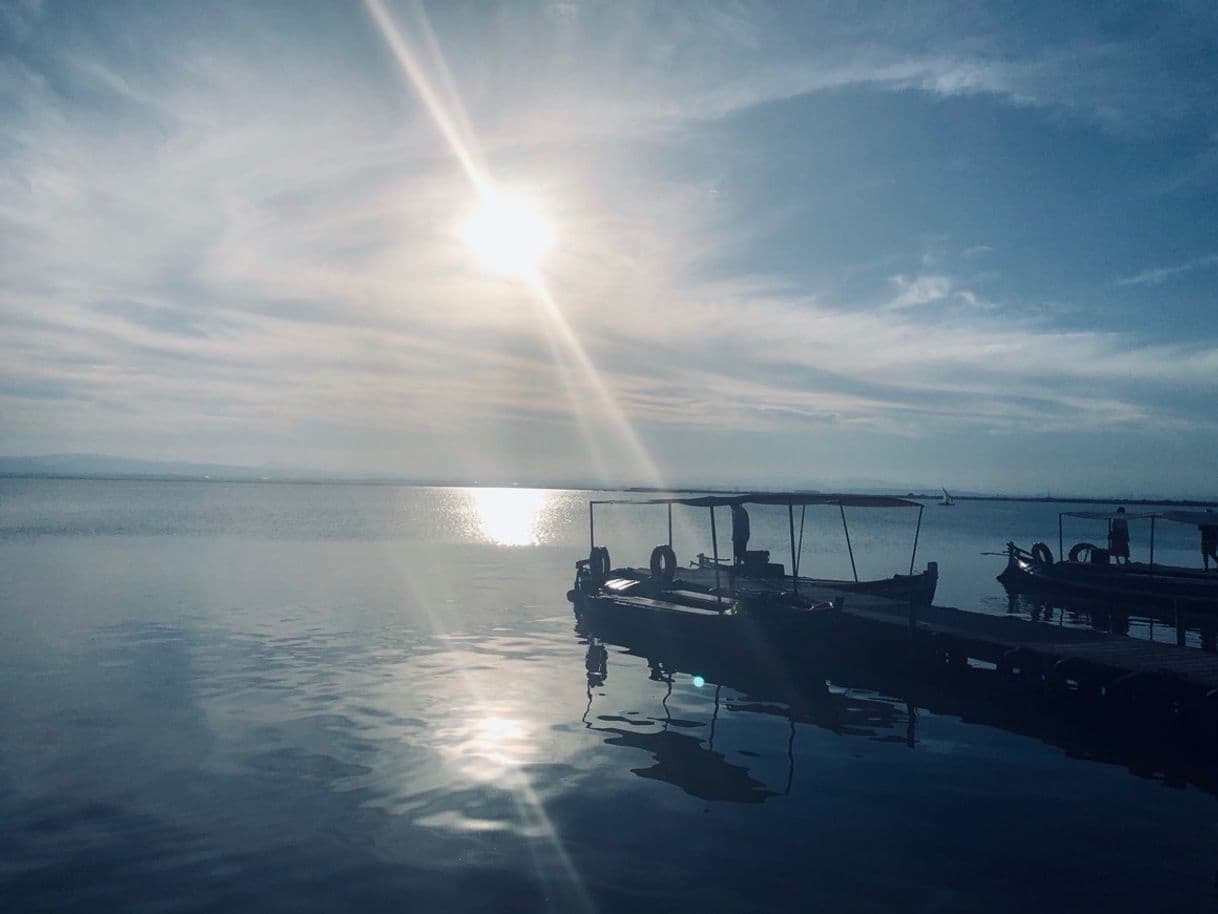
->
[469,487,551,546]
[442,713,535,783]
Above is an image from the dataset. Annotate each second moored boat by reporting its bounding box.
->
[998,508,1218,610]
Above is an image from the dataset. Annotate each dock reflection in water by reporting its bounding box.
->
[574,602,1218,804]
[1006,591,1218,651]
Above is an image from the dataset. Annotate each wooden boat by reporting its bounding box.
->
[681,552,937,605]
[940,488,955,507]
[997,509,1218,610]
[566,492,938,646]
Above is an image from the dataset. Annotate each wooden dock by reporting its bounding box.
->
[803,586,1218,736]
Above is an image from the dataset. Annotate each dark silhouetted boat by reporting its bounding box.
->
[998,508,1218,611]
[566,492,937,648]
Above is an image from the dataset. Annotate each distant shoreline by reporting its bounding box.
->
[2,473,1215,508]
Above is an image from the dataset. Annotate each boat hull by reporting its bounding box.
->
[814,570,937,605]
[679,561,938,606]
[570,588,834,660]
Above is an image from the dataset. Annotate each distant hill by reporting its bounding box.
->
[0,454,290,480]
[0,453,596,488]
[1,455,1213,504]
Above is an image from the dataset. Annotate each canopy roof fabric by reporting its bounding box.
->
[590,492,922,509]
[1160,510,1218,526]
[741,492,920,508]
[1061,510,1159,521]
[589,494,742,508]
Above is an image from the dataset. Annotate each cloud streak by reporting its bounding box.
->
[1116,253,1218,287]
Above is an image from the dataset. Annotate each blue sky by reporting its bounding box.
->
[2,0,1216,496]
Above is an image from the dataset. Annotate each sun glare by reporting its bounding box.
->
[461,191,554,279]
[469,487,550,546]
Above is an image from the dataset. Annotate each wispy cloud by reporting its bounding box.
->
[1116,253,1218,287]
[887,274,953,309]
[2,1,1216,490]
[882,274,994,312]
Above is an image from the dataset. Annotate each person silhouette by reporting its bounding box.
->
[731,503,750,566]
[1109,506,1130,566]
[1199,511,1218,572]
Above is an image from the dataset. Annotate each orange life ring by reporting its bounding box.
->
[1030,542,1054,565]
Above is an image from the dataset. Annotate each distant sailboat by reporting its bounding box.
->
[940,488,955,507]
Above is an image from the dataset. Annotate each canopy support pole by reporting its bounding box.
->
[909,504,924,577]
[1150,516,1156,572]
[796,505,806,578]
[841,505,859,584]
[710,506,721,606]
[590,502,595,552]
[788,503,798,595]
[667,504,673,548]
[1058,513,1064,565]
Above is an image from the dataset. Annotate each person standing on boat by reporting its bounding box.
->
[1200,512,1218,572]
[1109,506,1131,566]
[731,502,750,566]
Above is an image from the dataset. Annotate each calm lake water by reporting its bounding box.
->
[1,478,1215,912]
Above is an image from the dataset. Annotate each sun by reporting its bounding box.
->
[460,190,554,279]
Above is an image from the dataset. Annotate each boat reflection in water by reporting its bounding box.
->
[1004,591,1218,652]
[576,615,915,804]
[574,600,1218,801]
[583,642,784,803]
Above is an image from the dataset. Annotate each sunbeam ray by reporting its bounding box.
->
[363,0,489,195]
[527,274,666,487]
[363,0,666,491]
[358,4,681,908]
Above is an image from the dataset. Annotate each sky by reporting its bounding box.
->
[2,0,1217,497]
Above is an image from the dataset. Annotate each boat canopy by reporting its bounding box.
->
[741,493,920,508]
[590,492,922,509]
[1159,510,1218,526]
[1060,510,1160,521]
[590,494,743,508]
[587,490,926,591]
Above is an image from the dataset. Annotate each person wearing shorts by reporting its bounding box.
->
[1109,506,1130,566]
[1200,516,1218,572]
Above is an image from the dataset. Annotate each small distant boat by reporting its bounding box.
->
[940,488,955,507]
[997,508,1218,611]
